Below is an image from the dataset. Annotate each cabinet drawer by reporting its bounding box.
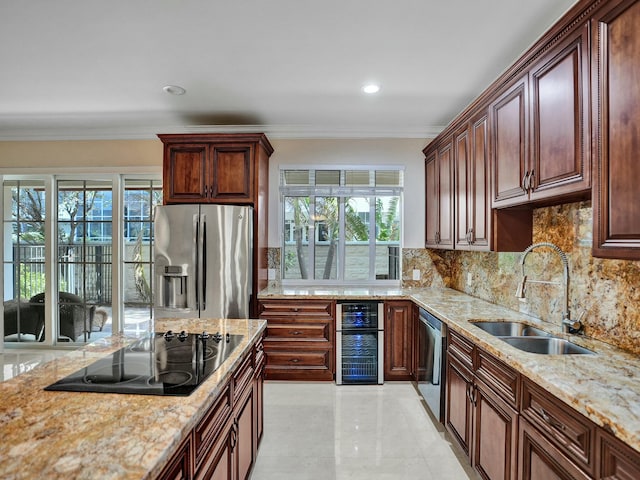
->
[448,328,475,370]
[264,348,334,381]
[521,378,596,476]
[194,383,231,469]
[476,348,520,408]
[266,323,331,342]
[232,353,255,406]
[598,428,640,479]
[258,300,335,320]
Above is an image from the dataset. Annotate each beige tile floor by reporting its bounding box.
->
[252,382,478,480]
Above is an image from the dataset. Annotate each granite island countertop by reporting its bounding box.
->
[0,318,266,480]
[259,285,640,453]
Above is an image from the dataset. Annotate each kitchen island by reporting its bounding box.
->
[0,317,266,479]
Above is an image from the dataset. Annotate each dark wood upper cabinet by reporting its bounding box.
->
[163,143,209,202]
[592,0,640,259]
[424,137,453,249]
[490,73,530,209]
[454,111,491,250]
[529,22,591,203]
[160,134,272,205]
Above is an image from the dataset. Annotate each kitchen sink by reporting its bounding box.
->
[500,337,594,355]
[471,321,594,355]
[472,321,552,337]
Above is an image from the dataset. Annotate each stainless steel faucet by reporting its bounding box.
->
[515,242,582,334]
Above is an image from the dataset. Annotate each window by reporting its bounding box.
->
[2,180,47,342]
[122,179,162,334]
[281,168,402,284]
[2,174,161,346]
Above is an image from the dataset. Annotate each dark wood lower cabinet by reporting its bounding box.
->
[474,380,518,480]
[158,435,193,480]
[258,299,335,381]
[445,353,473,457]
[519,417,590,480]
[598,429,640,479]
[157,337,263,480]
[445,342,518,480]
[446,328,640,480]
[384,300,415,381]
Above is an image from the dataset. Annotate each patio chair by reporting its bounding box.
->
[3,299,45,342]
[28,292,95,342]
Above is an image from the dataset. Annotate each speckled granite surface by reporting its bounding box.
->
[259,285,640,453]
[0,318,266,480]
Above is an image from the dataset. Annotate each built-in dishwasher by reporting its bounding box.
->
[417,308,447,421]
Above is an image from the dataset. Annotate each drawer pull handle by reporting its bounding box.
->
[290,358,300,363]
[540,408,565,431]
[291,330,302,335]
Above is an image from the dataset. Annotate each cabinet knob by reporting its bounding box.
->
[291,330,302,335]
[290,358,300,363]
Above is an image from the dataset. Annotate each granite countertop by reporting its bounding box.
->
[259,285,640,453]
[0,318,266,480]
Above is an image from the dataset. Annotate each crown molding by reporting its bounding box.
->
[0,123,445,141]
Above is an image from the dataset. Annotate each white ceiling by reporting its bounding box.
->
[0,0,578,141]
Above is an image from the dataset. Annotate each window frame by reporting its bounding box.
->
[1,168,161,348]
[280,165,403,286]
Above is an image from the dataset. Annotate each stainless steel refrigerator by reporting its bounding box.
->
[153,204,253,320]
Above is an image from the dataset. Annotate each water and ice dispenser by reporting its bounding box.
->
[159,265,189,309]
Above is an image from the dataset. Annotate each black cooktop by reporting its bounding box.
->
[44,331,244,396]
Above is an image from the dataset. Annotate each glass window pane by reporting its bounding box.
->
[345,170,371,186]
[315,170,340,185]
[375,196,400,280]
[375,170,402,186]
[314,197,338,280]
[122,178,161,333]
[283,170,310,185]
[4,180,47,343]
[283,196,309,279]
[345,197,370,281]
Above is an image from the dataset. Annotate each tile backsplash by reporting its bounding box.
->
[405,201,640,355]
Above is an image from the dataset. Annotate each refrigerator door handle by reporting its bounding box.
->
[194,214,200,312]
[201,214,207,311]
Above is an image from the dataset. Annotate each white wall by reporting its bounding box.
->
[268,138,430,249]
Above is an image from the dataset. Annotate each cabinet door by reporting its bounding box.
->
[425,148,439,248]
[491,74,529,208]
[210,144,253,203]
[158,435,193,480]
[163,144,209,203]
[455,112,491,251]
[446,354,473,458]
[234,388,255,480]
[469,112,491,249]
[384,301,414,381]
[529,22,591,202]
[437,140,454,248]
[519,418,590,480]
[592,0,640,259]
[195,419,233,480]
[473,380,518,480]
[454,124,471,248]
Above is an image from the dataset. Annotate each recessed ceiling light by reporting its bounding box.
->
[163,85,186,95]
[362,84,381,94]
